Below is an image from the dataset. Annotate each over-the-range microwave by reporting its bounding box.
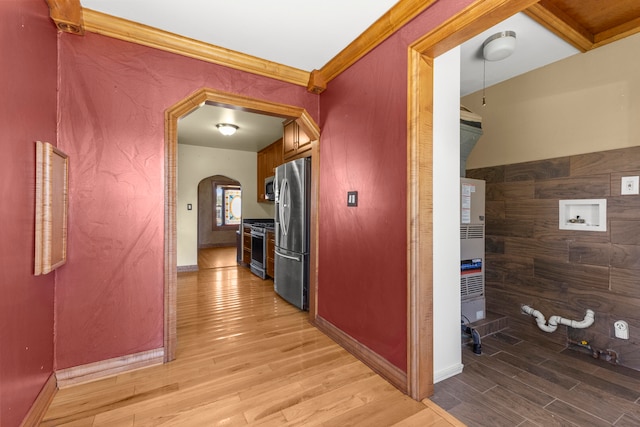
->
[264,176,275,201]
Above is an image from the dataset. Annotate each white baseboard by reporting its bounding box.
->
[55,348,164,388]
[434,362,464,383]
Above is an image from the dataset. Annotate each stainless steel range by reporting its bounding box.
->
[248,221,274,279]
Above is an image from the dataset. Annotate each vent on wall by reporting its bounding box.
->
[461,275,484,298]
[461,225,484,239]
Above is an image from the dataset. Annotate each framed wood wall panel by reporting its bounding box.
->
[506,236,569,260]
[608,197,640,221]
[534,219,610,243]
[504,158,571,182]
[570,146,640,176]
[486,181,535,201]
[486,218,535,238]
[568,242,611,266]
[610,268,640,297]
[534,174,611,199]
[611,220,640,244]
[504,199,558,220]
[466,165,505,183]
[35,141,69,275]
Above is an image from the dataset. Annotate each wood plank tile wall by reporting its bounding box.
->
[467,146,640,372]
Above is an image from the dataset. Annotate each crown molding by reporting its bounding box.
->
[524,2,592,52]
[47,0,440,94]
[44,0,640,94]
[318,0,438,84]
[593,16,640,48]
[45,0,311,87]
[524,0,640,52]
[81,9,311,87]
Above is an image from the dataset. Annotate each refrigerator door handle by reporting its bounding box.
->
[279,178,290,236]
[275,249,301,262]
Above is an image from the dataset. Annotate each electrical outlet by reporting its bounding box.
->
[614,320,629,339]
[621,176,639,195]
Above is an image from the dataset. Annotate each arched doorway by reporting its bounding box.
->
[197,175,242,269]
[164,88,320,361]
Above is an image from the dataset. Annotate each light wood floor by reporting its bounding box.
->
[41,263,462,426]
[198,246,238,269]
[432,331,640,426]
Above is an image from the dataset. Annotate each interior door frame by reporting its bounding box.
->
[164,88,320,361]
[406,0,540,399]
[161,0,541,398]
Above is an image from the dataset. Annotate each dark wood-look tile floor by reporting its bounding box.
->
[431,331,640,426]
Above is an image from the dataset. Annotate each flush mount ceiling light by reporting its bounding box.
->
[482,31,517,61]
[216,123,239,136]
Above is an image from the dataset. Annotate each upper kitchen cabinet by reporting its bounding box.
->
[257,138,283,203]
[283,120,312,161]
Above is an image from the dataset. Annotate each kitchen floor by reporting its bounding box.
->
[198,246,237,269]
[431,330,640,426]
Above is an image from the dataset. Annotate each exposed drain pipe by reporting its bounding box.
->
[461,322,482,355]
[521,305,595,333]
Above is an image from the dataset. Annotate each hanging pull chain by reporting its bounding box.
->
[482,59,487,106]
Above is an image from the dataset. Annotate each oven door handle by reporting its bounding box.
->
[275,249,301,262]
[251,230,265,238]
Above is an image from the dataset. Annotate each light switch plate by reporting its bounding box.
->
[621,176,639,195]
[347,191,358,207]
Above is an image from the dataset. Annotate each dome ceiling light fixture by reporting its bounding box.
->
[216,123,239,136]
[481,30,516,106]
[482,30,517,61]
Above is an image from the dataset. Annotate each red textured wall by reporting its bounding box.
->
[317,0,474,371]
[0,1,57,426]
[55,32,319,369]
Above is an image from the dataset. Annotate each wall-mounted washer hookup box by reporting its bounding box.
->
[559,199,606,232]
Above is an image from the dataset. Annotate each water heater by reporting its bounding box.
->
[460,178,486,323]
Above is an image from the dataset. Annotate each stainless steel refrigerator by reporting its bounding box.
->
[274,157,310,310]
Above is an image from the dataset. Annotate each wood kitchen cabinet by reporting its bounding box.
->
[266,230,275,278]
[283,120,311,161]
[242,225,252,265]
[257,138,283,203]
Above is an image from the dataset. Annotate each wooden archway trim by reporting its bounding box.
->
[406,0,541,400]
[163,88,320,361]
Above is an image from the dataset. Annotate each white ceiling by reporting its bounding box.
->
[460,13,579,97]
[79,0,401,72]
[178,104,286,152]
[79,2,580,150]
